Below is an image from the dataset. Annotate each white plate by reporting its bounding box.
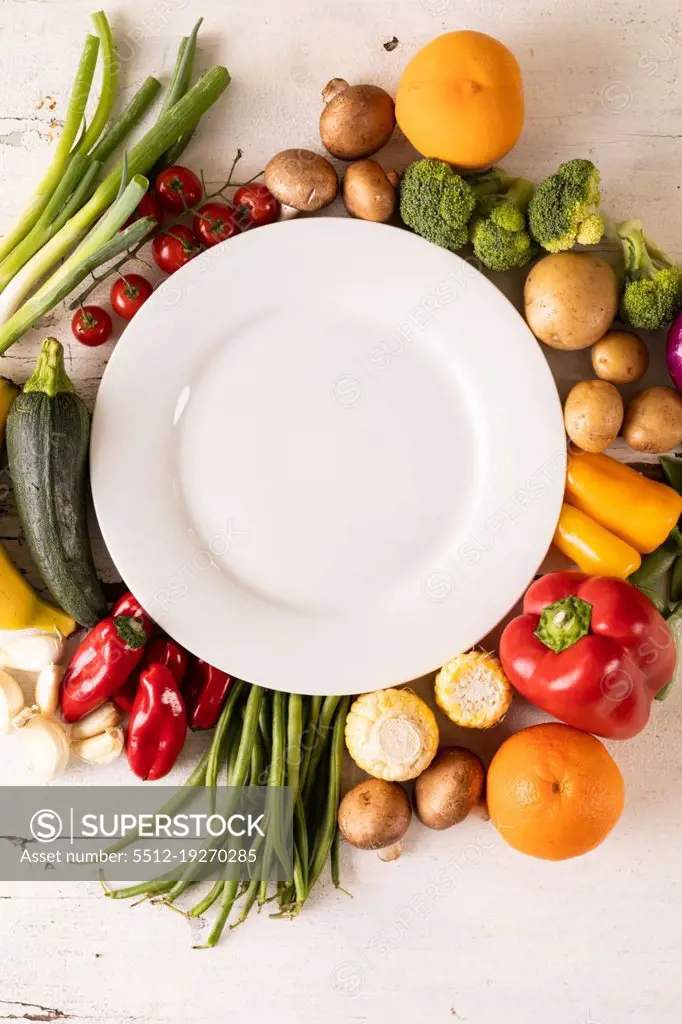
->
[91,219,565,695]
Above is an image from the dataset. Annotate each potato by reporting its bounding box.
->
[623,386,682,454]
[524,253,619,350]
[591,330,649,384]
[414,747,485,831]
[564,380,624,453]
[264,149,338,212]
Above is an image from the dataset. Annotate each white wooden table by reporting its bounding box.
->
[1,1,681,1021]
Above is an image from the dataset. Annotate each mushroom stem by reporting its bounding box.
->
[322,78,349,104]
[377,842,402,862]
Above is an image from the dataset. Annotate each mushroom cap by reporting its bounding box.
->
[264,149,338,212]
[338,777,411,851]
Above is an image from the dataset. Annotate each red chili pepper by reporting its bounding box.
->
[113,637,189,713]
[182,659,232,730]
[127,664,187,780]
[499,571,675,740]
[61,616,148,723]
[111,591,155,637]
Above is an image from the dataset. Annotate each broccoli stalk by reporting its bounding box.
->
[399,159,512,253]
[528,159,605,253]
[469,177,535,272]
[617,219,682,330]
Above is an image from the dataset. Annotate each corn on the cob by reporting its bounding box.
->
[435,651,512,729]
[345,687,439,781]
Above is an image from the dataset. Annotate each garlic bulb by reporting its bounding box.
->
[22,717,70,782]
[0,669,25,734]
[72,727,124,765]
[69,702,120,741]
[0,633,63,673]
[35,664,64,717]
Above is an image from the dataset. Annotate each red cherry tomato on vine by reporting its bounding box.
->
[192,202,242,248]
[124,191,163,229]
[71,305,112,347]
[110,274,153,320]
[233,183,280,228]
[154,165,203,213]
[152,225,200,274]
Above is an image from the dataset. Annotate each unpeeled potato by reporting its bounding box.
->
[623,387,682,453]
[591,330,649,384]
[524,253,619,350]
[564,380,624,453]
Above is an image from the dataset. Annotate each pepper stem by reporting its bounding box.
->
[114,615,147,650]
[23,338,75,397]
[535,595,592,653]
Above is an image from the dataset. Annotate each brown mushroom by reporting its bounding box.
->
[320,80,396,160]
[263,149,338,213]
[338,777,411,861]
[414,747,485,830]
[342,160,398,222]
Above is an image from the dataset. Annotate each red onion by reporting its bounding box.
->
[666,310,682,390]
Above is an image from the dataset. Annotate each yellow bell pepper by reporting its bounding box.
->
[553,503,641,579]
[0,376,19,450]
[0,541,75,635]
[565,450,682,554]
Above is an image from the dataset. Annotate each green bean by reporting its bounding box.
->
[331,829,341,889]
[286,693,304,795]
[258,694,272,757]
[201,879,239,948]
[231,879,259,929]
[301,696,340,807]
[206,679,245,791]
[299,695,322,792]
[189,880,225,918]
[308,697,350,892]
[106,879,174,900]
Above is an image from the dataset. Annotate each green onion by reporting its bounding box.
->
[0,66,230,350]
[90,76,162,165]
[74,12,118,158]
[154,19,203,172]
[0,33,100,267]
[0,184,153,354]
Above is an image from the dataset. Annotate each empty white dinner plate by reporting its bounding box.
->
[91,218,565,695]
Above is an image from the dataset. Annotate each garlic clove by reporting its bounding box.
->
[22,717,70,782]
[0,633,64,673]
[35,664,64,717]
[71,727,124,765]
[0,669,25,735]
[69,701,120,741]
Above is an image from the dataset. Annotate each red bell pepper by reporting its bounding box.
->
[61,615,148,723]
[111,591,155,637]
[113,636,189,713]
[499,571,675,740]
[127,664,188,780]
[182,658,232,730]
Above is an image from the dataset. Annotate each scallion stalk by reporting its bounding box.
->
[74,12,118,158]
[0,34,100,267]
[0,181,152,353]
[0,66,230,340]
[152,19,203,174]
[89,76,162,165]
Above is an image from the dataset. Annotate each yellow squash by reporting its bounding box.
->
[553,503,641,579]
[0,541,75,635]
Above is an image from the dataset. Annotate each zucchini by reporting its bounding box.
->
[6,337,107,627]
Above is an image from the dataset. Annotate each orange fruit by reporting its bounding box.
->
[395,31,524,172]
[486,723,624,860]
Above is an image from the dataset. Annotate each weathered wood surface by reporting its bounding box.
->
[1,1,681,1021]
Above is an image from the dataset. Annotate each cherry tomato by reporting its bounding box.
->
[71,305,112,347]
[233,183,280,228]
[152,225,200,274]
[154,165,203,213]
[124,191,163,229]
[192,202,242,248]
[110,274,153,320]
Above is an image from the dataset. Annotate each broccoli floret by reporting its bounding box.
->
[617,219,682,330]
[399,159,511,252]
[469,177,535,272]
[528,159,605,252]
